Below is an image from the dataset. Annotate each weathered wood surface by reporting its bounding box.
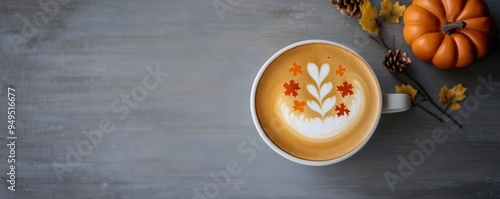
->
[0,0,499,198]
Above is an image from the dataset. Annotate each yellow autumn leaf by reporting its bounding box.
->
[379,0,406,23]
[439,84,467,111]
[439,85,449,104]
[395,84,417,100]
[359,0,379,35]
[390,2,406,23]
[450,84,467,101]
[449,102,461,111]
[379,0,392,20]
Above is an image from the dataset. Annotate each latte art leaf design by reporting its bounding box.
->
[306,63,337,118]
[279,61,363,139]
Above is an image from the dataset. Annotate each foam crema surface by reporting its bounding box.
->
[254,42,381,161]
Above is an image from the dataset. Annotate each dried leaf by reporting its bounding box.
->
[449,103,461,111]
[395,84,417,100]
[389,2,406,23]
[439,84,467,111]
[379,0,406,23]
[379,0,392,20]
[439,85,450,104]
[359,0,379,35]
[450,84,467,101]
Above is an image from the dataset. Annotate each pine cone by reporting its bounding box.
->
[331,0,362,17]
[383,49,411,73]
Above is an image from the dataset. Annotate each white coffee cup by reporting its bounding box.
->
[250,40,411,166]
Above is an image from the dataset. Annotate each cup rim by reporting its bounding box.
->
[250,39,383,166]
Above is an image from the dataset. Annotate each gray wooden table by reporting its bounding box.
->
[1,0,499,198]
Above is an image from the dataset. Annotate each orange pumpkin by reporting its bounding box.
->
[403,0,494,69]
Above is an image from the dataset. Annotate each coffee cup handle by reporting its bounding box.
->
[382,94,411,114]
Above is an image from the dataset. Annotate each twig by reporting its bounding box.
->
[378,34,391,51]
[402,71,462,128]
[415,103,444,122]
[391,36,395,52]
[394,75,442,123]
[402,71,430,99]
[368,34,391,51]
[366,17,391,51]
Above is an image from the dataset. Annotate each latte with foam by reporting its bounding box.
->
[253,42,381,161]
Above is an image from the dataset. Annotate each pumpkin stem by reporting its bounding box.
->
[442,21,467,35]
